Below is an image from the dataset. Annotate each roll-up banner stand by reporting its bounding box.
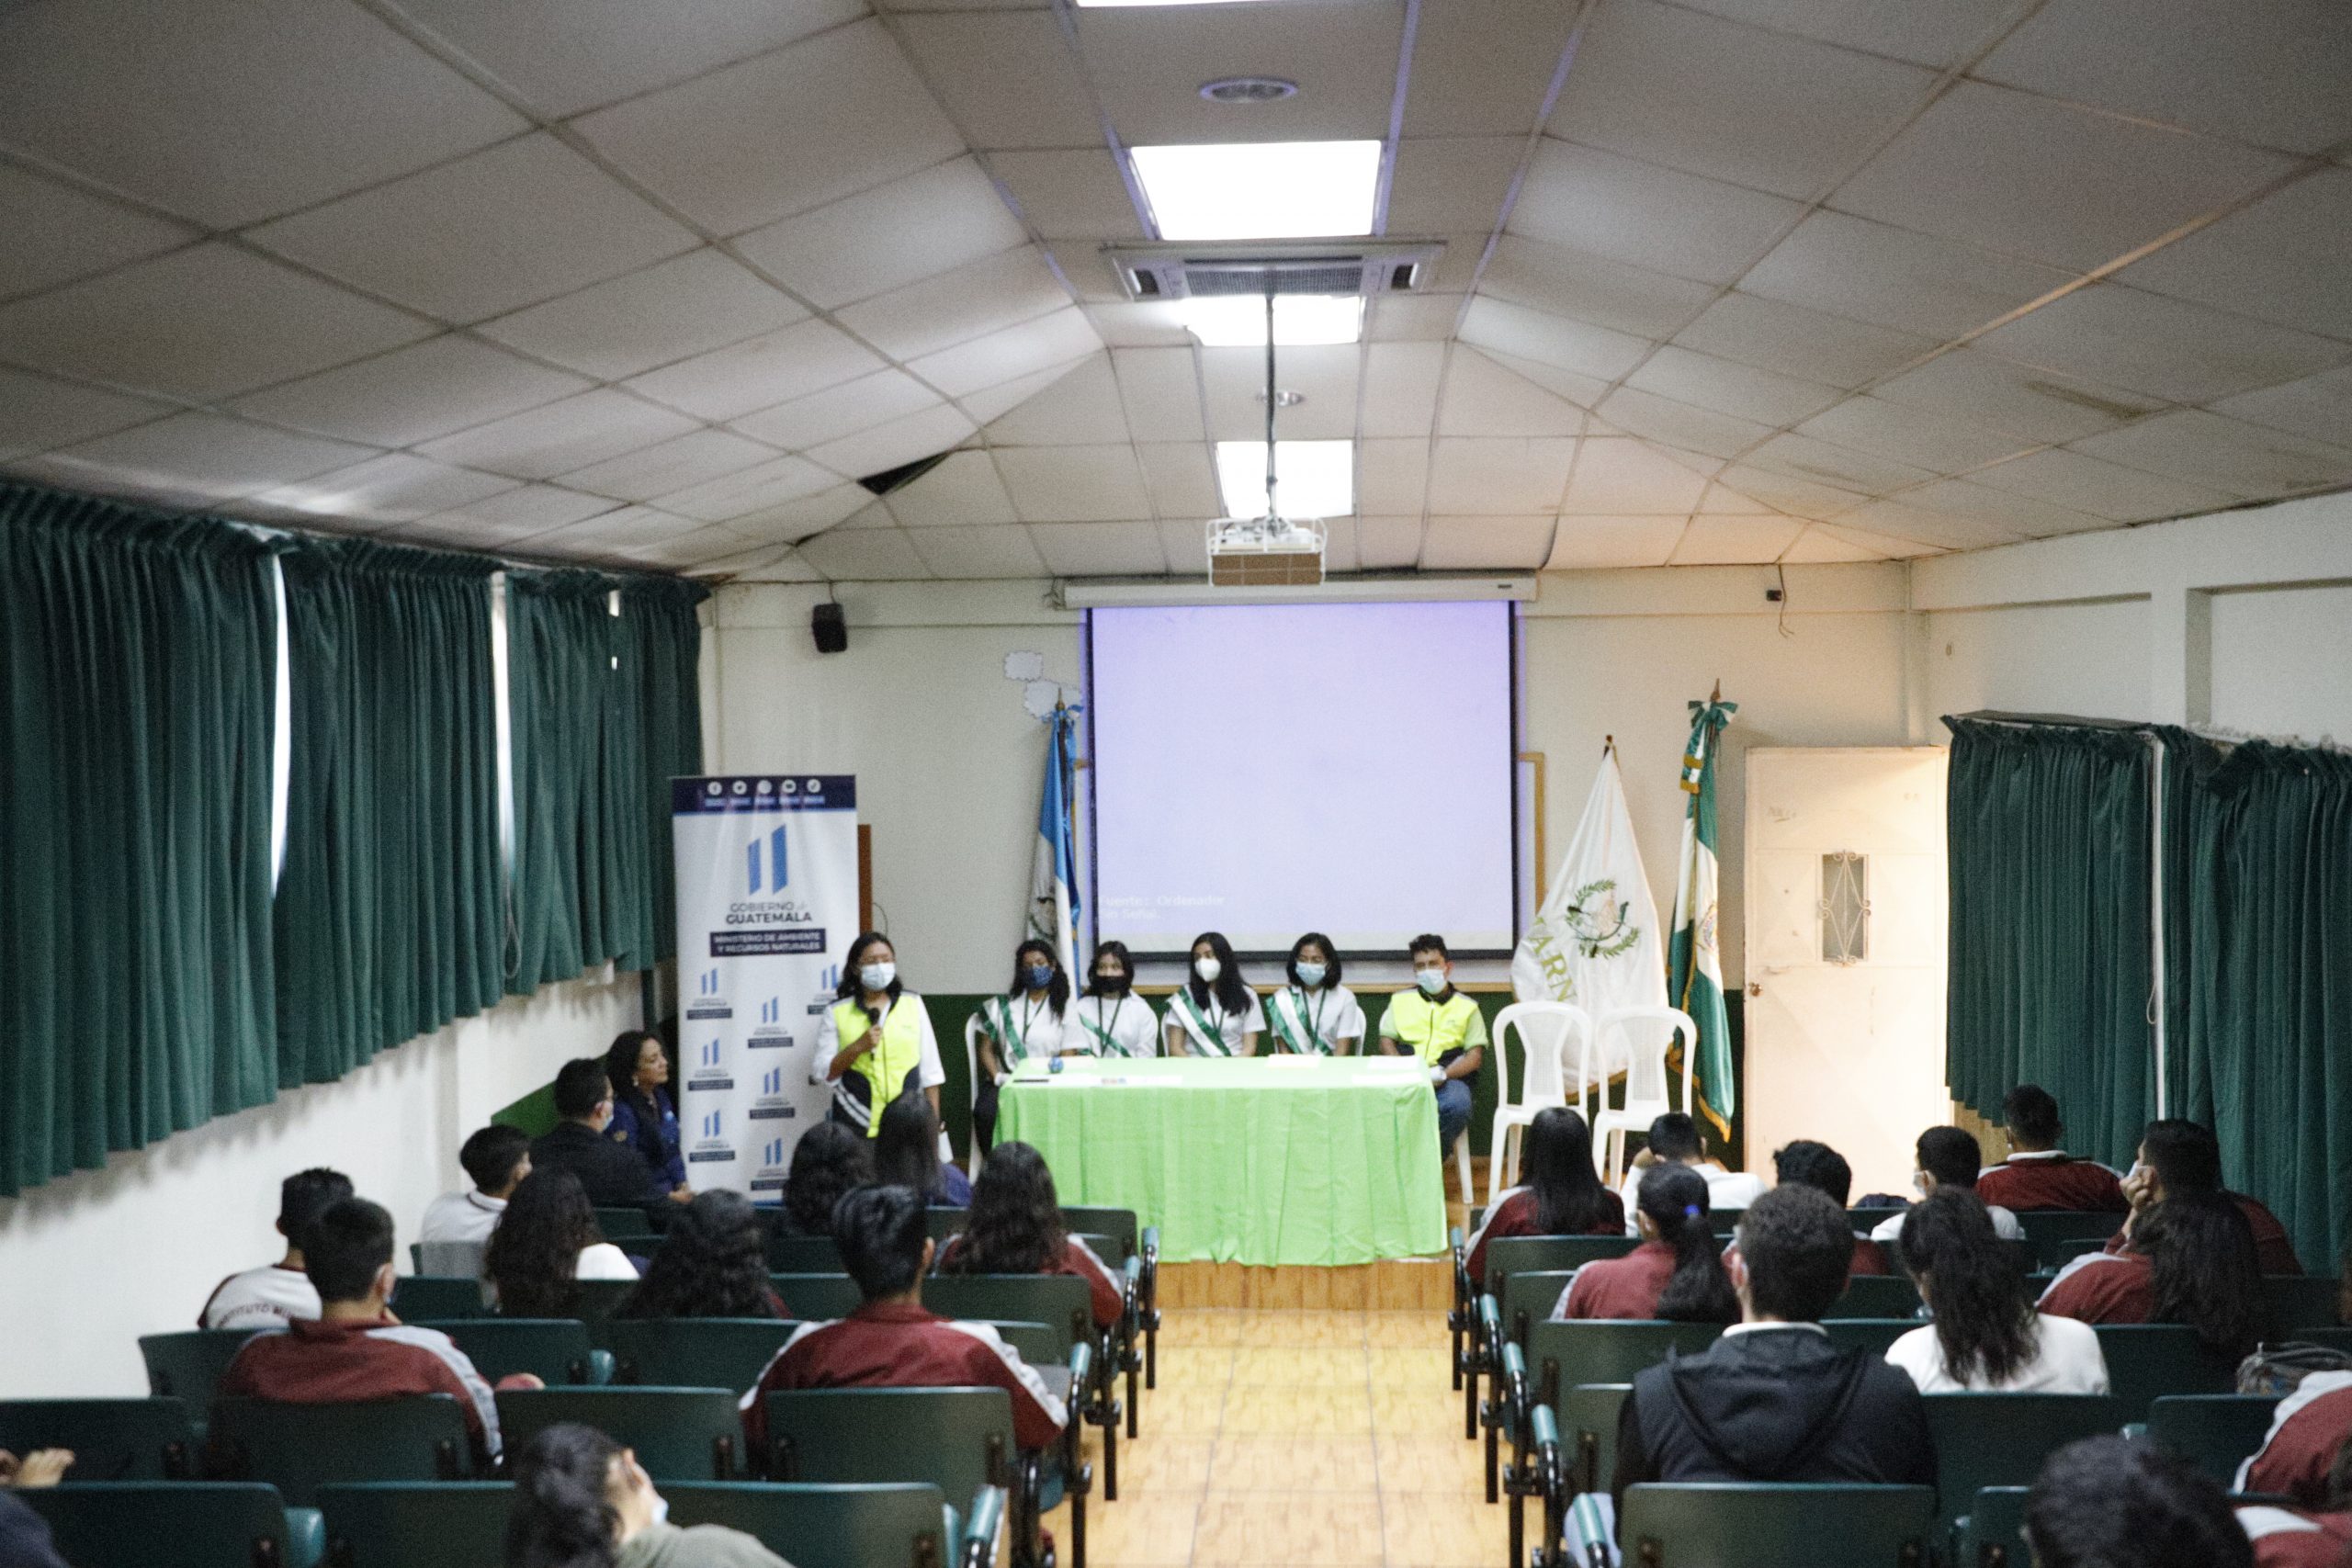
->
[672,774,859,1194]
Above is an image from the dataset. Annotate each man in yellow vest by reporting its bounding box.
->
[1376,933,1487,1158]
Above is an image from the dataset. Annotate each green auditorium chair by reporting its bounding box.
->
[567,1278,639,1329]
[1618,1482,1938,1567]
[496,1387,746,1481]
[315,1481,510,1568]
[2014,1212,2125,1269]
[1555,1382,1632,1496]
[594,1205,657,1241]
[25,1481,321,1568]
[1956,1485,2031,1568]
[0,1397,194,1481]
[766,1233,843,1272]
[769,1272,865,1322]
[2293,1326,2352,1356]
[1484,1234,1636,1293]
[388,1275,487,1320]
[1921,1393,2125,1538]
[2263,1276,2346,1337]
[922,1275,1091,1362]
[1061,1207,1139,1262]
[664,1481,957,1568]
[1825,1275,1922,1319]
[413,1318,609,1386]
[2092,1325,2241,1417]
[205,1395,472,1507]
[927,1207,971,1241]
[2146,1394,2284,1485]
[1500,1269,1577,1356]
[605,1316,800,1388]
[1526,1320,1725,1408]
[1823,1319,1918,1358]
[140,1329,262,1434]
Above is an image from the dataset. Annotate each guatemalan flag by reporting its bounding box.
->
[1670,692,1738,1137]
[1029,703,1084,978]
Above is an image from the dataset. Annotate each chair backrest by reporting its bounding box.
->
[2091,1325,2242,1417]
[390,1275,489,1320]
[771,1273,866,1322]
[413,1318,601,1386]
[496,1387,744,1481]
[316,1481,511,1568]
[605,1316,801,1389]
[24,1482,294,1568]
[1496,1001,1591,1109]
[1820,1320,1917,1359]
[1061,1206,1140,1261]
[2012,1212,2125,1269]
[1555,1382,1633,1496]
[763,1387,1013,1498]
[926,1208,970,1240]
[1486,1234,1638,1292]
[569,1278,639,1327]
[0,1398,193,1481]
[1589,1006,1695,1115]
[140,1330,263,1432]
[594,1205,657,1241]
[413,1239,487,1280]
[665,1481,951,1568]
[1825,1276,1922,1320]
[2146,1394,2284,1485]
[1500,1270,1578,1353]
[1920,1394,2126,1537]
[2292,1326,2352,1356]
[206,1395,470,1507]
[1957,1485,2030,1568]
[1620,1482,1937,1567]
[768,1233,845,1273]
[1528,1320,1725,1404]
[984,1320,1061,1368]
[2263,1275,2346,1337]
[922,1274,1091,1359]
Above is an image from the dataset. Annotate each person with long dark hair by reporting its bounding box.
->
[1554,1163,1738,1322]
[603,1032,686,1197]
[2041,1188,2264,1358]
[974,939,1075,1152]
[1464,1107,1623,1280]
[873,1092,971,1208]
[815,931,944,1138]
[1886,1188,2108,1393]
[614,1190,786,1321]
[1162,931,1262,1056]
[1264,932,1363,1055]
[484,1169,638,1318]
[776,1122,873,1238]
[1070,941,1158,1058]
[937,1142,1123,1329]
[504,1422,786,1568]
[2108,1119,2302,1275]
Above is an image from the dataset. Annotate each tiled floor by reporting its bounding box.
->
[1038,1307,1502,1567]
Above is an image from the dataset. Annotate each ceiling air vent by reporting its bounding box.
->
[1102,240,1444,304]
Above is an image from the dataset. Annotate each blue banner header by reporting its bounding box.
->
[673,775,857,813]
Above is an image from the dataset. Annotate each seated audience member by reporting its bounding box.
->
[484,1169,639,1319]
[1885,1189,2108,1393]
[1591,1185,1935,1558]
[2027,1436,2252,1568]
[1614,1112,1767,1231]
[201,1168,354,1330]
[1555,1164,1737,1324]
[1464,1107,1624,1282]
[2040,1189,2263,1358]
[605,1031,688,1199]
[872,1093,972,1209]
[217,1197,520,1467]
[0,1450,72,1568]
[937,1141,1122,1330]
[1374,935,1486,1159]
[741,1185,1067,1457]
[1765,1140,1893,1276]
[775,1122,873,1239]
[505,1421,788,1568]
[529,1058,686,1227]
[2237,1440,2352,1568]
[421,1125,530,1247]
[1869,1126,2024,1245]
[1973,1085,2128,1213]
[615,1190,787,1321]
[2238,1370,2352,1509]
[2109,1119,2301,1276]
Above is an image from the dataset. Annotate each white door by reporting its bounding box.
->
[1742,748,1950,1201]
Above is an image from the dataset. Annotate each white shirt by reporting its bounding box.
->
[978,992,1073,1066]
[577,1242,639,1280]
[1618,1162,1769,1236]
[1885,1313,2109,1394]
[419,1190,506,1247]
[1267,984,1365,1054]
[810,991,947,1089]
[201,1264,321,1331]
[1164,986,1266,1055]
[1871,1201,2025,1245]
[1069,994,1159,1058]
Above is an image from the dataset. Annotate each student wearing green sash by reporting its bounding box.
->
[1266,931,1363,1055]
[974,939,1074,1152]
[1162,931,1263,1056]
[1376,932,1487,1156]
[1071,940,1159,1058]
[815,931,946,1137]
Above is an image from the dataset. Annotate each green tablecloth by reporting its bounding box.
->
[996,1055,1449,1266]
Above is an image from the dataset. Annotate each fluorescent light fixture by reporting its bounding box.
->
[1216,439,1353,519]
[1130,141,1381,241]
[1176,294,1364,347]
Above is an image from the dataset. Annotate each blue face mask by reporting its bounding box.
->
[1295,961,1328,988]
[1416,967,1447,995]
[1023,964,1054,991]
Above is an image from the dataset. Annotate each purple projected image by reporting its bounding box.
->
[1087,600,1515,956]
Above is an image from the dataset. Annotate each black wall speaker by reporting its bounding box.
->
[811,601,847,655]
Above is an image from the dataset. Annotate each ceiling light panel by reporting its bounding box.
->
[1129,141,1381,241]
[1215,438,1353,517]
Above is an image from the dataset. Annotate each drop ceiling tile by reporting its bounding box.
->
[1672,293,1934,390]
[1713,462,1866,517]
[40,412,378,504]
[1559,437,1711,513]
[1456,297,1651,382]
[834,247,1069,363]
[987,150,1145,242]
[707,545,820,581]
[807,402,978,479]
[1317,514,1361,574]
[656,455,843,522]
[723,481,873,541]
[1975,284,2352,406]
[0,0,526,229]
[624,319,888,422]
[1962,446,2233,524]
[1475,351,1612,411]
[1820,496,2021,551]
[1204,344,1357,441]
[908,307,1102,399]
[2069,409,2352,500]
[1426,437,1576,513]
[899,523,1046,578]
[993,444,1151,522]
[1510,140,1805,285]
[1403,0,1581,138]
[253,453,516,525]
[0,369,173,461]
[1672,0,2010,67]
[1361,343,1448,438]
[1626,344,1839,425]
[1356,439,1430,515]
[734,159,1031,311]
[1544,515,1688,569]
[0,243,432,402]
[1549,0,1935,200]
[1894,477,2110,538]
[985,355,1132,446]
[1077,3,1402,144]
[1112,348,1204,444]
[414,483,620,541]
[229,334,593,448]
[1697,481,1773,513]
[1386,138,1526,234]
[1437,350,1583,438]
[1353,514,1424,570]
[2120,168,2352,342]
[1870,346,2165,446]
[1088,301,1199,348]
[1368,293,1466,343]
[1792,395,2036,474]
[731,370,944,450]
[476,251,810,381]
[885,448,1020,526]
[1028,520,1168,576]
[415,389,701,479]
[560,428,777,502]
[0,167,195,303]
[1739,210,2075,339]
[1135,443,1219,521]
[1593,387,1774,459]
[1477,235,1719,340]
[517,503,707,554]
[1421,514,1555,570]
[1429,231,1499,293]
[1736,431,1935,496]
[606,521,786,570]
[1835,81,2296,273]
[1156,518,1209,576]
[389,0,865,119]
[1667,514,1804,563]
[1778,525,1890,562]
[960,359,1092,425]
[574,20,964,234]
[894,12,1104,149]
[2210,366,2352,450]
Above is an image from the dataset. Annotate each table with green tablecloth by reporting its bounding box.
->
[995,1055,1449,1266]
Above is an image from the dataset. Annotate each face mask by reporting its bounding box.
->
[1295,961,1328,988]
[647,1493,669,1528]
[1416,967,1446,995]
[859,961,896,992]
[1194,956,1222,984]
[1094,971,1130,994]
[1023,964,1054,991]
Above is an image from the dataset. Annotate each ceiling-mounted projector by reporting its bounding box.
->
[1208,513,1327,587]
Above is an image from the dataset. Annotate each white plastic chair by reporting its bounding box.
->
[961,1011,986,1177]
[1485,1001,1594,1209]
[1582,1005,1697,1186]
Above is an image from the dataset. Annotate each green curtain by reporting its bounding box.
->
[1944,717,2154,1167]
[275,538,503,1086]
[621,576,710,964]
[0,484,279,1193]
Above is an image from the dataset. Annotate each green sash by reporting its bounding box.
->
[1266,987,1332,1055]
[1080,998,1143,1057]
[1170,987,1233,1055]
[985,995,1055,1065]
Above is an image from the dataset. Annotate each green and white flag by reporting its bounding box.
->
[1669,694,1737,1137]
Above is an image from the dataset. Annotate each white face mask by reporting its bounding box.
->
[1415,967,1447,995]
[1193,956,1222,984]
[648,1494,669,1528]
[859,960,896,992]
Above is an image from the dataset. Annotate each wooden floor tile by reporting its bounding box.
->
[1366,1346,1454,1384]
[1379,1491,1511,1566]
[1046,1492,1205,1565]
[1370,1385,1474,1436]
[1363,1313,1449,1348]
[1192,1493,1387,1565]
[1222,1390,1374,1435]
[1157,1311,1251,1347]
[1205,1435,1378,1493]
[1114,1436,1216,1492]
[1146,1382,1233,1434]
[1151,1346,1239,1386]
[1234,1346,1371,1384]
[1374,1434,1490,1495]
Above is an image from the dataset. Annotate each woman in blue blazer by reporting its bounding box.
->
[604,1030,687,1194]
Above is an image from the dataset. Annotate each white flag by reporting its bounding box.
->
[1512,746,1667,1092]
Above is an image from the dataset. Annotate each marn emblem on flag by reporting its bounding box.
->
[1564,879,1642,961]
[1696,903,1720,958]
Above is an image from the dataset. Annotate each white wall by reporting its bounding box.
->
[0,971,639,1399]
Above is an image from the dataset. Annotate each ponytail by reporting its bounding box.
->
[504,1424,622,1568]
[1641,1165,1738,1325]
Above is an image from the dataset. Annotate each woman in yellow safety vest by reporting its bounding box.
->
[815,931,946,1137]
